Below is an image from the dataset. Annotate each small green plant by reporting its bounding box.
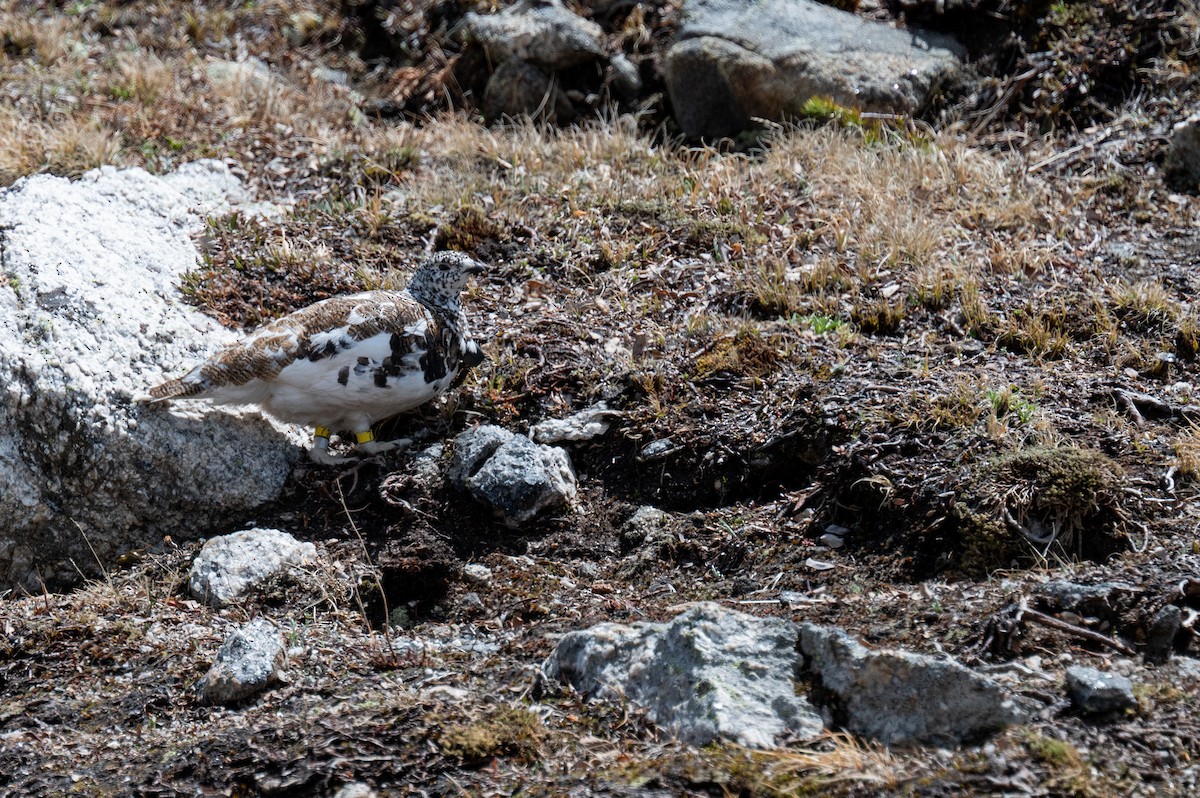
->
[1022,730,1096,796]
[987,385,1036,424]
[792,313,844,334]
[1173,423,1200,483]
[1111,279,1178,331]
[913,266,959,311]
[926,378,986,430]
[433,203,499,253]
[694,328,782,380]
[799,96,863,127]
[996,309,1072,360]
[363,146,419,182]
[1176,312,1200,359]
[954,446,1125,575]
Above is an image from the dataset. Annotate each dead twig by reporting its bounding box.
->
[1021,604,1138,657]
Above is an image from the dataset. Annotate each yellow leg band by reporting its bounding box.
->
[355,430,375,444]
[314,426,332,439]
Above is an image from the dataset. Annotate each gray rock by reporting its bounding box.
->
[1036,580,1138,613]
[529,405,620,444]
[543,602,824,748]
[189,528,317,607]
[663,0,965,139]
[332,784,379,798]
[462,0,637,122]
[1065,666,1137,715]
[410,442,445,485]
[1146,604,1182,664]
[798,623,1023,745]
[463,0,605,70]
[620,505,669,548]
[0,162,299,591]
[1170,656,1200,682]
[462,563,493,585]
[482,57,576,123]
[466,434,577,526]
[449,424,517,487]
[1166,111,1200,192]
[608,54,642,102]
[196,619,285,705]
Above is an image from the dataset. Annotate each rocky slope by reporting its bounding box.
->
[2,1,1199,795]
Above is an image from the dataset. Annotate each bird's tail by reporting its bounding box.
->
[137,376,207,404]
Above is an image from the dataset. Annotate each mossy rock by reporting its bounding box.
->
[952,446,1126,575]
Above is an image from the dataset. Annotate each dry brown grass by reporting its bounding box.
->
[1173,422,1200,484]
[764,732,910,791]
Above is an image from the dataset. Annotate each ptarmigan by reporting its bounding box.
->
[147,251,487,464]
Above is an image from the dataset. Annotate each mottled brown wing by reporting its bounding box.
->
[150,291,428,397]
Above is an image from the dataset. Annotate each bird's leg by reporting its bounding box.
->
[309,426,355,465]
[352,429,411,456]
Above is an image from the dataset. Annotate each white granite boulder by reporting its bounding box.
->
[0,162,299,590]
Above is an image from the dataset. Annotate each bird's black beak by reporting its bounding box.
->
[466,261,486,276]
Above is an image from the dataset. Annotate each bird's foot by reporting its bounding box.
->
[355,437,412,456]
[308,445,356,466]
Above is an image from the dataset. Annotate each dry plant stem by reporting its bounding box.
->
[1018,600,1138,657]
[336,478,396,663]
[73,518,112,589]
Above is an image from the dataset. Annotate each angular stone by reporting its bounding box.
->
[449,424,516,487]
[1065,666,1137,715]
[798,623,1024,745]
[482,58,576,123]
[1146,604,1182,665]
[543,602,825,748]
[1166,111,1200,192]
[620,506,668,549]
[196,619,285,705]
[466,433,577,526]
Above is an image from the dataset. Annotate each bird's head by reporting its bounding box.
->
[407,251,487,310]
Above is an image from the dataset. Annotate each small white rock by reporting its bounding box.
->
[529,405,620,444]
[462,563,493,585]
[189,527,316,607]
[332,784,379,798]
